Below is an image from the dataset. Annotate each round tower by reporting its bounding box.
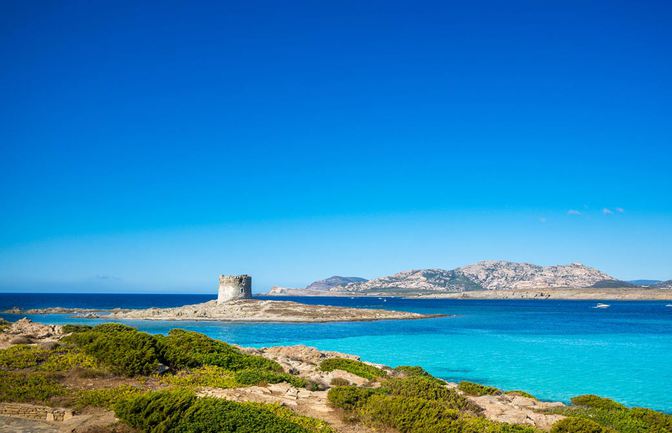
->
[217,275,252,304]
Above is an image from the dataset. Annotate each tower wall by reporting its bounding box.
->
[218,275,252,303]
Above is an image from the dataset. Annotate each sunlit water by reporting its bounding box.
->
[1,293,671,412]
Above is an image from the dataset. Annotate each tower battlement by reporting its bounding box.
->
[217,274,252,304]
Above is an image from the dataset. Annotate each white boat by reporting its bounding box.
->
[593,303,610,309]
[666,304,672,308]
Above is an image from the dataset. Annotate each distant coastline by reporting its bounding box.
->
[265,287,672,300]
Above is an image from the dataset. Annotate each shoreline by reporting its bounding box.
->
[265,288,672,300]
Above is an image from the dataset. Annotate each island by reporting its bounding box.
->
[5,275,441,323]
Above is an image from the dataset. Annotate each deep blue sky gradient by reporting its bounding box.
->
[1,0,671,292]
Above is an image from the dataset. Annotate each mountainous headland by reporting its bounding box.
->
[267,261,672,300]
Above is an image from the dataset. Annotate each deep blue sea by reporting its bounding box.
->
[1,293,671,412]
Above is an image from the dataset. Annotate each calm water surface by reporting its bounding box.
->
[1,293,671,412]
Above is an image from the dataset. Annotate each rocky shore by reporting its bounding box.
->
[6,299,442,322]
[0,319,566,432]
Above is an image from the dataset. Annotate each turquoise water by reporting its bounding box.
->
[1,294,671,412]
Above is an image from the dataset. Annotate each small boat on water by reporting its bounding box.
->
[666,304,672,308]
[593,303,610,309]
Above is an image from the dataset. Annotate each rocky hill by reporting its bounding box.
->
[333,261,616,295]
[337,269,481,294]
[456,261,614,290]
[653,280,672,289]
[305,276,367,291]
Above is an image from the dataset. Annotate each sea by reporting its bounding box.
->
[1,293,671,412]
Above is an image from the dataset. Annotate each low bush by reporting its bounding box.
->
[114,389,319,433]
[506,390,536,399]
[234,368,307,388]
[458,380,501,396]
[319,358,385,380]
[162,365,238,389]
[327,386,381,411]
[114,388,197,433]
[0,345,51,370]
[157,329,281,372]
[0,370,66,403]
[384,376,481,413]
[260,403,336,433]
[360,394,537,433]
[549,394,672,433]
[551,417,612,433]
[360,394,460,433]
[570,395,626,411]
[62,324,93,334]
[174,398,309,433]
[37,346,103,373]
[75,385,144,410]
[65,324,161,377]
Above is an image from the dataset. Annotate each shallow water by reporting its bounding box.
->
[1,293,671,412]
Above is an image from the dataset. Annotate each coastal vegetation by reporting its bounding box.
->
[319,357,386,380]
[458,380,502,396]
[1,320,671,433]
[327,376,536,433]
[547,395,672,433]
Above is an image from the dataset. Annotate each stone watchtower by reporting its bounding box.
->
[217,275,252,304]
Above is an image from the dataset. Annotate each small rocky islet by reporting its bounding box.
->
[5,274,442,323]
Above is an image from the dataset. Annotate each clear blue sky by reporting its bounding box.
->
[1,0,671,293]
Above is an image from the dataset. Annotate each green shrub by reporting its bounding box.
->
[384,376,481,413]
[461,416,541,433]
[173,398,310,433]
[458,380,501,396]
[319,358,385,380]
[327,386,380,411]
[0,345,51,369]
[506,390,536,399]
[234,368,307,388]
[360,394,461,433]
[75,385,144,410]
[162,365,238,389]
[551,417,613,433]
[62,324,93,334]
[114,388,197,433]
[37,346,103,373]
[330,377,350,386]
[394,365,435,379]
[65,323,161,376]
[115,389,316,433]
[570,395,626,411]
[261,403,336,433]
[0,370,66,403]
[549,395,672,433]
[157,329,281,372]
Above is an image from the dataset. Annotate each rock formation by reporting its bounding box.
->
[330,261,616,295]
